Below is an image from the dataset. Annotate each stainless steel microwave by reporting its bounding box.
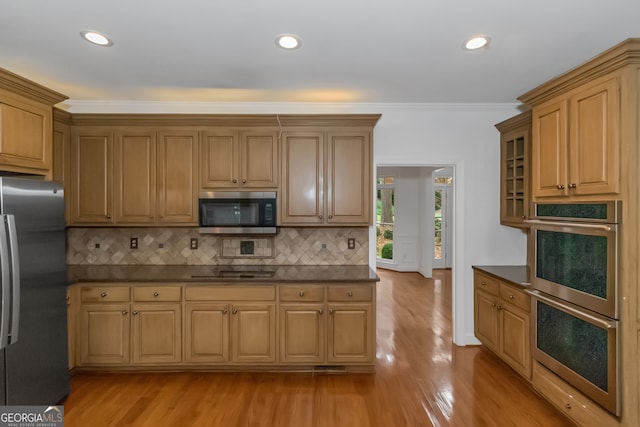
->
[198,191,277,234]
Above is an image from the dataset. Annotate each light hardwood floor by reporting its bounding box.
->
[62,269,573,426]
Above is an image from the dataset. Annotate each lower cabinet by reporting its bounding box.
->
[473,270,531,380]
[77,284,182,366]
[73,281,376,370]
[278,284,375,365]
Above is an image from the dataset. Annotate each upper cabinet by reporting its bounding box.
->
[69,121,198,226]
[0,68,67,177]
[495,111,531,227]
[200,128,278,190]
[519,51,625,201]
[280,127,373,226]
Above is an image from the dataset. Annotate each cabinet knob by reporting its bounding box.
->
[347,291,353,297]
[133,310,139,315]
[569,183,577,189]
[565,403,572,410]
[557,184,565,190]
[329,308,334,315]
[299,291,305,297]
[232,179,237,183]
[490,303,496,308]
[242,179,247,184]
[100,292,107,297]
[481,282,487,286]
[496,305,503,311]
[106,214,111,219]
[222,307,228,314]
[318,309,323,315]
[122,310,128,315]
[319,214,323,219]
[328,214,333,219]
[508,295,515,300]
[232,308,238,315]
[153,292,159,297]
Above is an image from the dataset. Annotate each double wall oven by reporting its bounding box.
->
[525,201,621,416]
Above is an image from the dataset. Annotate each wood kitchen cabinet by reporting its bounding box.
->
[70,127,114,224]
[0,68,67,177]
[200,128,278,190]
[184,285,277,365]
[473,270,531,380]
[280,130,372,226]
[528,75,620,199]
[77,284,182,366]
[278,283,374,365]
[70,126,198,226]
[496,111,531,227]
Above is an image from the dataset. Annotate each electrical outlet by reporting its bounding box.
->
[130,237,138,249]
[321,243,327,249]
[190,238,198,250]
[347,238,355,249]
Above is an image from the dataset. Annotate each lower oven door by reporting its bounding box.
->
[528,290,620,416]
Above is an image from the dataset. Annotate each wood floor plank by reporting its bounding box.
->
[62,269,574,426]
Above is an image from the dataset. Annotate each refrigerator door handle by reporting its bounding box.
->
[6,214,20,344]
[0,214,11,349]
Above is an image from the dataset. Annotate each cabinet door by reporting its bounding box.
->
[200,130,239,189]
[500,303,531,379]
[280,132,324,224]
[241,130,279,188]
[326,132,371,224]
[79,304,130,365]
[327,303,373,363]
[474,289,499,352]
[569,77,620,195]
[230,303,276,363]
[0,99,50,172]
[532,100,568,197]
[498,113,530,227]
[131,303,181,364]
[157,131,198,223]
[70,128,114,224]
[279,304,325,364]
[184,303,229,363]
[114,130,156,223]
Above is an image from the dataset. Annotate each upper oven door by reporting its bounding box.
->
[526,219,618,319]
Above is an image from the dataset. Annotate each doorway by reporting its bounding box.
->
[433,169,453,269]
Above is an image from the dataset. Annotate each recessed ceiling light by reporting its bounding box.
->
[464,36,490,50]
[276,34,301,50]
[80,30,113,47]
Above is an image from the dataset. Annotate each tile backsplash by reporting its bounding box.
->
[67,227,369,266]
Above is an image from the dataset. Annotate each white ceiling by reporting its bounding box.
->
[1,0,639,105]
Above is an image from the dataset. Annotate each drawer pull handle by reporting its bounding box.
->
[153,292,159,297]
[100,292,107,297]
[347,291,353,297]
[122,310,128,315]
[299,291,305,297]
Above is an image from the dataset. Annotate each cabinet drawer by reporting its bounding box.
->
[185,285,275,301]
[499,284,530,312]
[81,286,130,302]
[474,271,500,296]
[327,285,372,302]
[133,286,182,302]
[279,285,325,302]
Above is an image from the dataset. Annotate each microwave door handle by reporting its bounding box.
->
[0,215,11,349]
[523,219,613,232]
[6,215,19,344]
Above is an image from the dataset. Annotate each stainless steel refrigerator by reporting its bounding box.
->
[0,177,69,404]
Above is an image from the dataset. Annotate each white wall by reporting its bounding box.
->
[67,101,529,346]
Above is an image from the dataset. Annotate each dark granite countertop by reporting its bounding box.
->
[68,264,380,284]
[472,265,530,288]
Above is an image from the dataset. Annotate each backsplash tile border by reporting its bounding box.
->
[67,227,369,266]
